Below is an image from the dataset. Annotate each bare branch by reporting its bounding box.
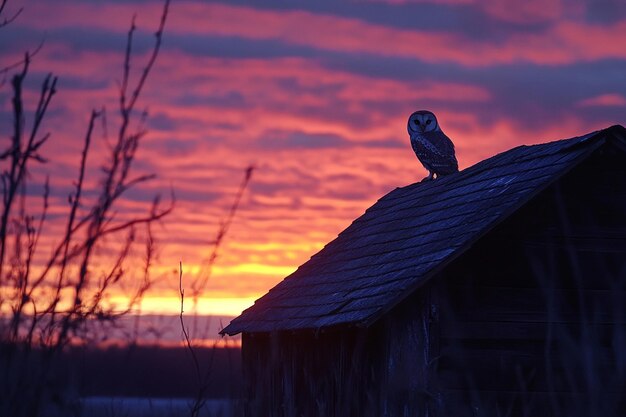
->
[0,40,44,87]
[100,202,173,238]
[127,0,170,113]
[0,0,22,29]
[35,110,100,314]
[179,262,207,417]
[119,15,137,115]
[0,53,30,280]
[191,165,254,297]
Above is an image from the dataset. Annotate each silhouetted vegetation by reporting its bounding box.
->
[0,1,173,415]
[61,344,241,399]
[177,164,252,417]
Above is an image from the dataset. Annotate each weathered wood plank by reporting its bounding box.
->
[440,320,624,341]
[443,286,626,323]
[437,347,622,392]
[439,389,626,417]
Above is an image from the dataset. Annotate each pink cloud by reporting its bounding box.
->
[140,53,491,147]
[365,0,473,4]
[174,3,626,66]
[479,0,577,24]
[12,1,626,67]
[353,0,583,23]
[577,93,626,107]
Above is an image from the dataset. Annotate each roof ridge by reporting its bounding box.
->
[389,128,604,199]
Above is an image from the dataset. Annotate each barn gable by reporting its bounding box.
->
[222,125,626,336]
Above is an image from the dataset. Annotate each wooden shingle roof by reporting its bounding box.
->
[222,125,626,336]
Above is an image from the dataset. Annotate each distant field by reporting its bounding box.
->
[7,342,243,417]
[42,397,240,417]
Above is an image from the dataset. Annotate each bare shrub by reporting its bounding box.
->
[0,1,172,415]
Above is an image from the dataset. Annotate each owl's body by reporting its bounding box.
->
[407,110,458,181]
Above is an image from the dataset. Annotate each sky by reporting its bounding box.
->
[1,0,626,320]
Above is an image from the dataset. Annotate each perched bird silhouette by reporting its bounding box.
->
[407,110,458,181]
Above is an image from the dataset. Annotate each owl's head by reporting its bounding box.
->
[407,110,440,134]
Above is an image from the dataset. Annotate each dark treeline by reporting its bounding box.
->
[18,345,242,400]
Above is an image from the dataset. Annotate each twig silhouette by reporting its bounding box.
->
[180,166,254,417]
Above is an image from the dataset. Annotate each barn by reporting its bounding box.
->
[222,125,626,417]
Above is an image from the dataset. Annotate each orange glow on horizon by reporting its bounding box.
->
[109,296,259,318]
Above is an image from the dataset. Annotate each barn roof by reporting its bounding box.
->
[222,125,626,336]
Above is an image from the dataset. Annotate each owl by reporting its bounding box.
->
[407,110,458,181]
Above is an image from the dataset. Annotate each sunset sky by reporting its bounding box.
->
[1,0,625,319]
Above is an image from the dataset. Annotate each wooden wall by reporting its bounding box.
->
[242,327,380,417]
[436,143,626,416]
[241,289,438,417]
